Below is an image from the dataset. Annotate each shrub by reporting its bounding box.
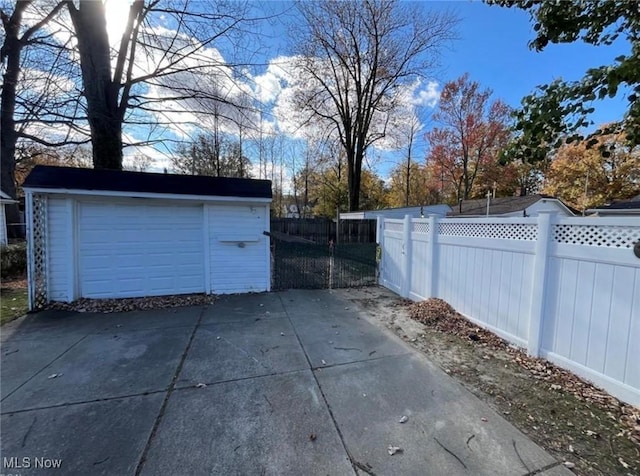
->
[1,242,27,279]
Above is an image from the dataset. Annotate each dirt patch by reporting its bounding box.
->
[339,287,640,476]
[47,293,216,313]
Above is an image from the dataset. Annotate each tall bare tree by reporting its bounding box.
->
[1,0,69,236]
[172,133,251,178]
[66,0,255,169]
[290,0,456,211]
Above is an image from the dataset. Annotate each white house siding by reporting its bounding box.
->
[208,204,269,294]
[46,197,72,301]
[525,200,572,217]
[77,200,205,299]
[0,205,7,246]
[341,205,451,220]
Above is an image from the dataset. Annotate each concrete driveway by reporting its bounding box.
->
[1,289,570,475]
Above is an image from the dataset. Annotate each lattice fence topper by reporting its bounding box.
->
[438,222,538,241]
[31,194,48,309]
[412,221,429,234]
[553,224,640,248]
[384,221,404,232]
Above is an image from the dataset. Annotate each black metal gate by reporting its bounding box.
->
[272,240,377,290]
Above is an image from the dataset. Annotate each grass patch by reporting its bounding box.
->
[1,286,28,325]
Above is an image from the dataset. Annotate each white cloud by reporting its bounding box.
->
[412,80,440,107]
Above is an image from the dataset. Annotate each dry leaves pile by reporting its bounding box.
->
[47,293,216,313]
[1,278,27,290]
[409,298,505,347]
[409,298,640,447]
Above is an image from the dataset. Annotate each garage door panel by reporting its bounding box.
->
[78,202,205,299]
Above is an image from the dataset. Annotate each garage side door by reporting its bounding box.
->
[209,204,268,293]
[78,201,205,298]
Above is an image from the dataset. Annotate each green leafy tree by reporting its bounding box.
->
[387,162,439,207]
[489,0,640,159]
[542,132,640,212]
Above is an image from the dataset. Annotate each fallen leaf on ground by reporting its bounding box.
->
[407,297,640,446]
[47,293,216,313]
[388,446,403,455]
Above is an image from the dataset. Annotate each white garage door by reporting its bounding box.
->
[78,201,205,298]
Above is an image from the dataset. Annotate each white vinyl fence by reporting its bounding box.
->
[377,213,640,406]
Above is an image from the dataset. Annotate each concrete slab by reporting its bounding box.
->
[1,327,192,412]
[1,310,97,341]
[537,464,573,475]
[1,393,163,475]
[0,334,85,400]
[178,317,308,387]
[0,290,569,476]
[91,305,203,333]
[1,307,202,342]
[140,371,354,476]
[280,289,355,316]
[315,353,569,476]
[202,293,287,323]
[291,312,409,368]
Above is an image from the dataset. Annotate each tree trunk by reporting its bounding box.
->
[347,150,362,212]
[69,0,123,169]
[1,5,26,237]
[405,158,411,207]
[405,130,414,207]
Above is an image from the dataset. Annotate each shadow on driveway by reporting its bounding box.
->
[1,289,570,475]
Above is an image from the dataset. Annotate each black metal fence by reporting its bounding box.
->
[270,218,376,244]
[272,240,377,290]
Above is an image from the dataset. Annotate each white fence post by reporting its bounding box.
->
[402,214,412,298]
[376,216,384,284]
[527,211,554,357]
[25,191,34,311]
[426,214,439,298]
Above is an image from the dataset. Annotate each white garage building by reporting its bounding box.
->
[23,165,272,310]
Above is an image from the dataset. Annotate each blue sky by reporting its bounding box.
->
[239,0,631,179]
[100,0,631,176]
[254,0,629,126]
[439,1,629,127]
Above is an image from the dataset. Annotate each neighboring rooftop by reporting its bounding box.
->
[448,194,576,217]
[22,165,272,199]
[587,194,640,215]
[0,190,16,202]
